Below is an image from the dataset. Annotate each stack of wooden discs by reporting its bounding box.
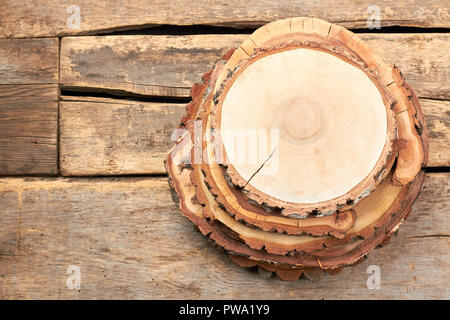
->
[166,17,428,281]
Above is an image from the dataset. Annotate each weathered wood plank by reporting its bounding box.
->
[0,190,19,256]
[0,38,59,175]
[60,35,244,98]
[0,173,448,299]
[362,34,450,100]
[0,38,59,85]
[60,34,449,100]
[1,0,448,38]
[424,99,450,167]
[59,96,449,176]
[59,97,185,175]
[0,85,58,175]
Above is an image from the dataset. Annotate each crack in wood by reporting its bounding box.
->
[243,146,278,189]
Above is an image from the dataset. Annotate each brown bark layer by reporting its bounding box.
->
[166,130,425,277]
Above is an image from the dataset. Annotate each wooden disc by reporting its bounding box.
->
[167,60,426,258]
[188,55,357,238]
[220,48,388,203]
[166,17,428,281]
[210,18,397,215]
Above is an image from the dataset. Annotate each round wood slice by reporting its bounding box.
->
[208,17,398,216]
[167,76,427,259]
[188,56,357,238]
[166,17,428,281]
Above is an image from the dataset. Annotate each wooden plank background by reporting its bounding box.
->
[0,1,448,299]
[0,38,59,175]
[59,97,449,175]
[60,34,449,99]
[1,0,448,38]
[0,85,58,175]
[0,173,449,299]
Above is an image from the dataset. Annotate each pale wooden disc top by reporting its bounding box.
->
[220,47,388,204]
[209,18,398,215]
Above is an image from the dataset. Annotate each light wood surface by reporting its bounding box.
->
[1,1,448,38]
[60,34,450,99]
[0,38,59,175]
[59,97,449,175]
[0,38,59,84]
[0,1,448,299]
[59,98,185,175]
[0,173,448,299]
[220,47,390,203]
[0,85,58,175]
